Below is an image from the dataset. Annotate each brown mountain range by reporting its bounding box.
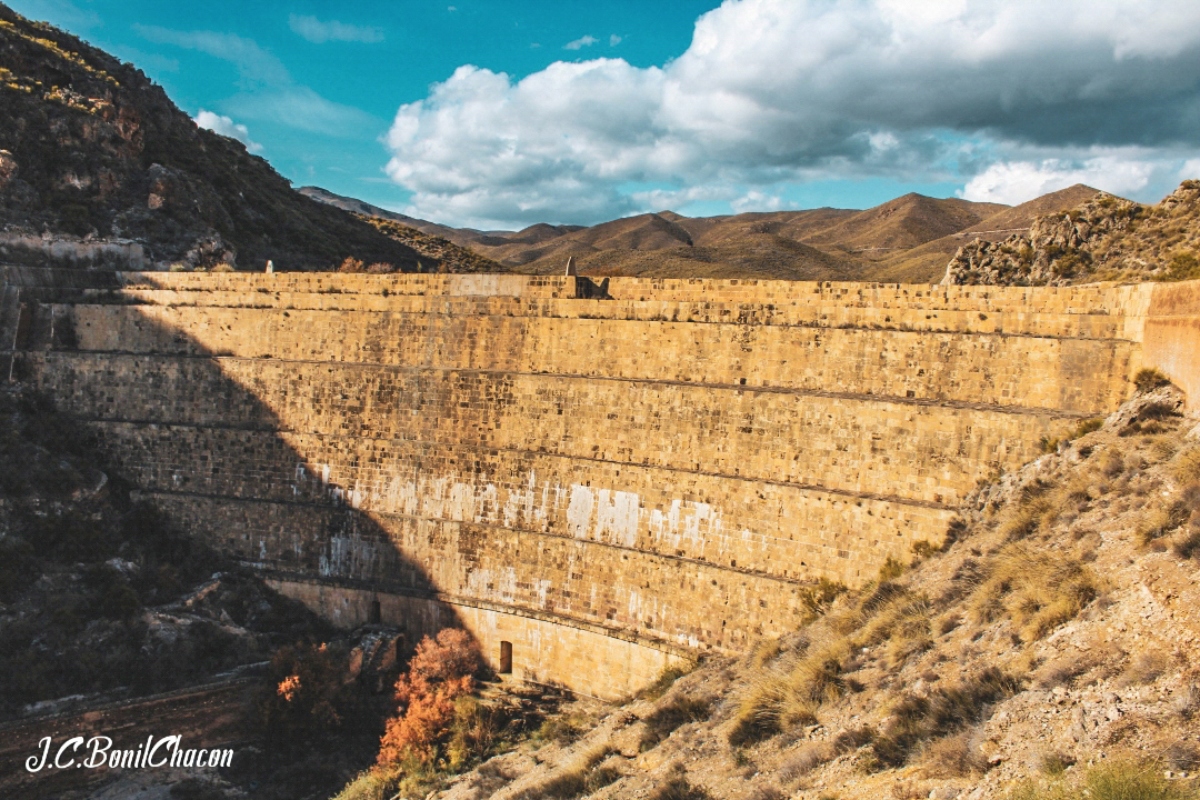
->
[306,186,1103,283]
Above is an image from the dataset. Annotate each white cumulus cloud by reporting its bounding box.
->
[194,110,263,153]
[732,190,785,213]
[564,35,599,51]
[959,153,1157,205]
[288,14,384,44]
[384,0,1200,227]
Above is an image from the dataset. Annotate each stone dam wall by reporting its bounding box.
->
[3,269,1198,699]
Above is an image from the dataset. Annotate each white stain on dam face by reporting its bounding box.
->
[647,499,724,552]
[319,534,382,579]
[465,565,519,604]
[304,465,730,560]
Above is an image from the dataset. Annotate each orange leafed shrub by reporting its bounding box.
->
[377,628,482,768]
[260,641,348,742]
[276,673,301,702]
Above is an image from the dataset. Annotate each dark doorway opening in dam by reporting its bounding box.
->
[499,641,513,674]
[368,599,381,625]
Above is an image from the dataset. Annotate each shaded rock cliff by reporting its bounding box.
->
[0,4,425,271]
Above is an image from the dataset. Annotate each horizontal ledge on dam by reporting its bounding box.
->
[108,424,962,512]
[136,488,917,586]
[61,295,1138,341]
[260,571,703,660]
[107,271,1150,308]
[36,350,1101,421]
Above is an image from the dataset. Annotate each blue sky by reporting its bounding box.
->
[9,0,1200,229]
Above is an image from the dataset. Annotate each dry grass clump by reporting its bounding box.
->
[968,544,1098,642]
[1172,446,1200,485]
[749,637,783,670]
[1118,651,1171,687]
[869,597,935,668]
[511,747,619,800]
[1135,368,1172,393]
[778,742,834,782]
[869,667,1020,769]
[648,774,712,800]
[920,728,989,778]
[639,665,690,701]
[997,500,1051,541]
[996,483,1056,541]
[729,639,850,746]
[1008,760,1198,800]
[640,695,713,751]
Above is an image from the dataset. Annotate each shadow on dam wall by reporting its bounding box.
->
[11,268,1194,700]
[0,267,471,668]
[0,267,691,701]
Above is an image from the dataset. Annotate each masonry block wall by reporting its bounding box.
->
[4,269,1193,698]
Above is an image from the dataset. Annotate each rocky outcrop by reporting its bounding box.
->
[944,181,1200,285]
[942,192,1143,285]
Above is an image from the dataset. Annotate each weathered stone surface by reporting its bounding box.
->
[5,271,1199,698]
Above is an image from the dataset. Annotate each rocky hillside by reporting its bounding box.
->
[0,4,426,271]
[0,383,419,800]
[876,185,1101,282]
[944,181,1200,286]
[0,384,333,718]
[362,217,506,274]
[414,380,1200,800]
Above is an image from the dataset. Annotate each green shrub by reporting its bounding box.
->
[535,714,585,745]
[878,556,906,581]
[330,765,405,800]
[799,578,847,621]
[1165,252,1200,281]
[82,563,141,620]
